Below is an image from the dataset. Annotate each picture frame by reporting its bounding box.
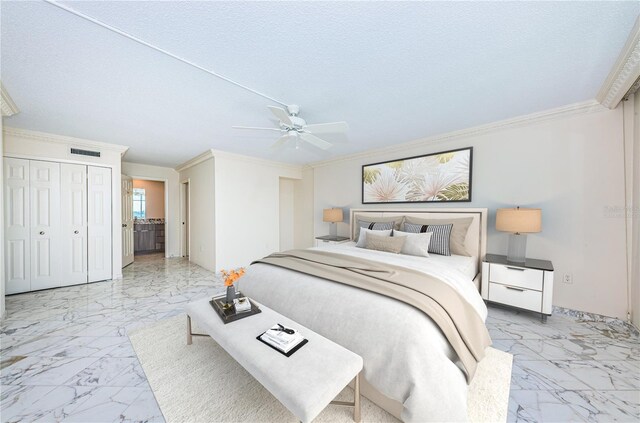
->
[362,147,473,204]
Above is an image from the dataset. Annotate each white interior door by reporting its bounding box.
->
[30,160,61,291]
[60,163,87,286]
[88,166,112,282]
[121,175,134,267]
[181,181,189,257]
[4,158,31,294]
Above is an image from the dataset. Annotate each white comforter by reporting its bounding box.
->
[240,244,488,422]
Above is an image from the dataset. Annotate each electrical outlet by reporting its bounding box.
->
[563,274,573,284]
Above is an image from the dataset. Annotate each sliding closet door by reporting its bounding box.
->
[4,158,31,294]
[30,160,61,291]
[88,166,112,282]
[60,164,88,286]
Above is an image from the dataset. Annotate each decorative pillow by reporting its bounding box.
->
[404,216,473,256]
[403,223,453,256]
[356,228,393,248]
[392,230,433,257]
[364,232,406,254]
[353,216,402,240]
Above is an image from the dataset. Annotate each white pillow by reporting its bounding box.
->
[393,230,433,257]
[356,228,392,248]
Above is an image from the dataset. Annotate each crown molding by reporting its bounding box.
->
[309,99,605,169]
[597,16,640,109]
[174,150,214,172]
[1,83,19,117]
[3,127,129,154]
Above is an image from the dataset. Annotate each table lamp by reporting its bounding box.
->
[496,207,542,263]
[323,208,343,237]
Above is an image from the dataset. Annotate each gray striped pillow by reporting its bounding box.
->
[403,222,453,256]
[357,220,395,233]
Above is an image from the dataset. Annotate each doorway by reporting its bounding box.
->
[279,178,295,251]
[181,180,190,258]
[131,179,166,256]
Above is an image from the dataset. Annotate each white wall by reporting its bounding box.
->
[312,107,629,319]
[178,157,216,271]
[279,178,295,251]
[3,128,126,279]
[122,162,180,258]
[213,151,302,270]
[632,93,640,328]
[0,118,5,319]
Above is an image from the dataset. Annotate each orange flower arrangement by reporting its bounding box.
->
[221,268,245,287]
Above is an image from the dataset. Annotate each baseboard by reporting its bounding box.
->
[553,306,639,336]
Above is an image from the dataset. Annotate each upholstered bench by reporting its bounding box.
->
[185,297,363,423]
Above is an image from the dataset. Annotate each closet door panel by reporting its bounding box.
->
[88,166,112,282]
[4,158,31,294]
[60,164,87,286]
[29,160,61,291]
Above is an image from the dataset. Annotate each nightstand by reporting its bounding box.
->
[481,253,554,321]
[315,235,351,247]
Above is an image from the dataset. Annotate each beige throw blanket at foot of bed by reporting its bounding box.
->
[254,249,491,382]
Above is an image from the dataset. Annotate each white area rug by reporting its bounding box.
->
[129,315,512,423]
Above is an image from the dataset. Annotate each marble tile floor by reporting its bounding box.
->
[1,254,638,423]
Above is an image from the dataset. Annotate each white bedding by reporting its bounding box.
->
[314,242,484,318]
[241,245,488,422]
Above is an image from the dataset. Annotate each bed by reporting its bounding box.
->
[240,208,489,422]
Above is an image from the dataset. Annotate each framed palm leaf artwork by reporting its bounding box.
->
[362,147,473,204]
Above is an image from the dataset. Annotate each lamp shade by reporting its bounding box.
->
[496,208,542,233]
[323,208,343,223]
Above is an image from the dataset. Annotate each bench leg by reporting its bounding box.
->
[329,372,361,422]
[187,315,193,345]
[354,372,360,423]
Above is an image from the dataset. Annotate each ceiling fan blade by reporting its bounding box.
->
[300,132,332,150]
[268,106,293,126]
[232,126,282,131]
[271,134,290,150]
[302,121,349,134]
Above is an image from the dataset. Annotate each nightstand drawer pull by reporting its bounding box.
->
[488,282,543,313]
[505,286,525,292]
[489,263,543,291]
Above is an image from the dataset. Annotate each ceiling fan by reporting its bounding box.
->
[233,105,348,150]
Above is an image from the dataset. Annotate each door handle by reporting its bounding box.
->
[122,224,127,228]
[74,230,79,234]
[39,231,45,235]
[506,266,525,271]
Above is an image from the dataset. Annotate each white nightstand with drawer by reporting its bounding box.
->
[481,253,554,321]
[315,235,351,247]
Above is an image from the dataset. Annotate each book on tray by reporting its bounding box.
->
[258,324,306,354]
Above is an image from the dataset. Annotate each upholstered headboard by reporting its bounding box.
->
[349,208,488,286]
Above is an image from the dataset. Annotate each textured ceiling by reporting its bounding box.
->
[1,1,638,167]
